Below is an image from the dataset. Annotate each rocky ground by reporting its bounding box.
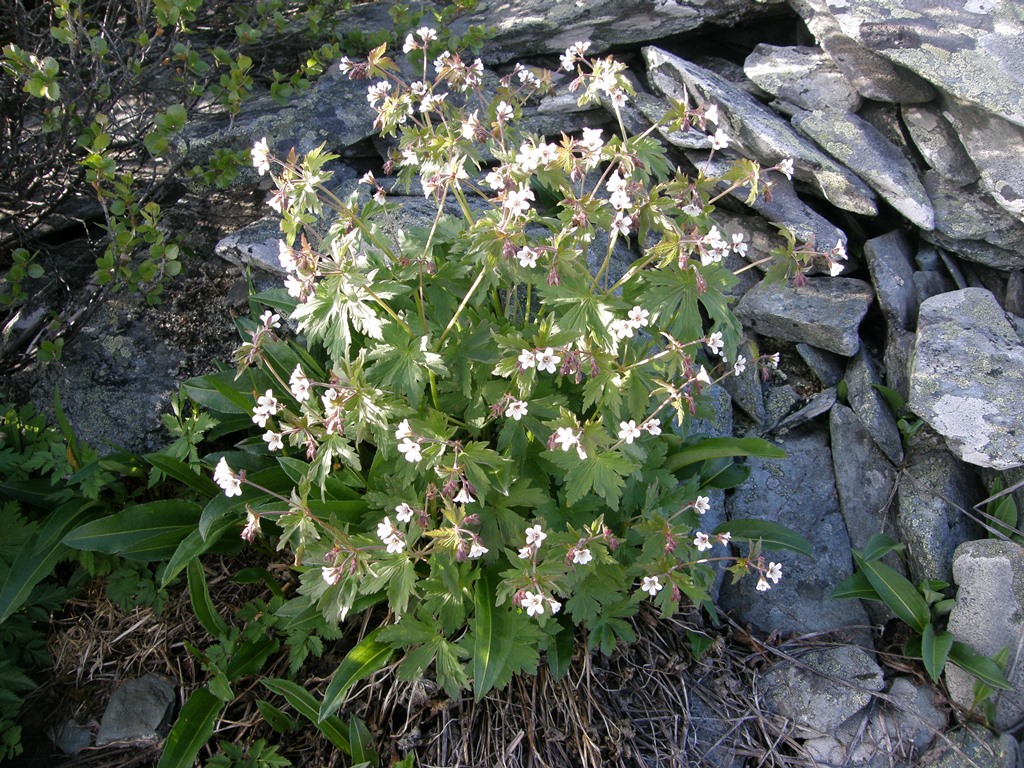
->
[6,0,1024,765]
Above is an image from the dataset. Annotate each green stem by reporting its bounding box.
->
[590,231,619,291]
[436,265,487,350]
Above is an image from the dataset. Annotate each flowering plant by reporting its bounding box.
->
[193,35,819,703]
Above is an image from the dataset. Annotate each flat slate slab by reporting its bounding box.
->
[909,288,1024,469]
[734,277,874,356]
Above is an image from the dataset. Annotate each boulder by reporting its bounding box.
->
[759,646,884,737]
[901,104,979,187]
[643,46,878,216]
[785,0,935,104]
[96,674,176,746]
[743,44,862,112]
[797,343,845,388]
[896,426,982,584]
[824,0,1024,128]
[909,288,1024,470]
[734,277,874,357]
[946,539,1024,731]
[720,428,871,641]
[790,108,934,230]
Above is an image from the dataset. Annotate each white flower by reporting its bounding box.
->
[641,575,663,596]
[535,347,561,374]
[704,103,719,125]
[518,349,536,370]
[495,100,514,123]
[829,258,845,277]
[627,306,650,327]
[693,532,712,552]
[518,545,534,560]
[403,33,417,53]
[251,137,270,175]
[213,457,242,497]
[776,157,794,180]
[461,110,480,140]
[525,524,547,548]
[618,420,642,444]
[710,129,730,150]
[394,419,413,440]
[517,246,538,268]
[766,352,780,369]
[696,366,712,385]
[416,27,437,44]
[733,355,747,377]
[505,399,529,421]
[766,561,783,584]
[338,56,353,74]
[694,495,711,515]
[241,509,260,543]
[484,169,506,191]
[385,537,406,554]
[377,516,397,542]
[579,127,604,153]
[278,240,297,273]
[756,577,771,592]
[559,41,591,71]
[731,232,748,257]
[523,590,546,617]
[548,597,562,614]
[609,318,635,340]
[706,331,724,356]
[504,185,534,217]
[469,541,488,559]
[716,531,732,545]
[553,427,579,452]
[395,503,415,523]
[453,486,475,505]
[642,419,662,436]
[257,389,279,413]
[397,437,422,463]
[263,431,283,451]
[322,566,345,586]
[366,80,390,106]
[289,365,310,402]
[572,547,593,565]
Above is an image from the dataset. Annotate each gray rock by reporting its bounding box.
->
[797,343,845,388]
[177,68,378,173]
[720,339,767,425]
[896,426,982,584]
[634,93,714,150]
[215,216,286,275]
[96,673,176,746]
[450,0,785,66]
[763,383,802,429]
[786,0,936,104]
[759,646,884,737]
[775,386,836,433]
[684,692,745,768]
[829,405,899,558]
[803,676,947,766]
[912,270,954,306]
[791,108,934,230]
[863,230,919,334]
[946,539,1024,731]
[50,719,92,754]
[846,348,904,465]
[824,0,1024,129]
[720,428,871,640]
[734,277,874,356]
[943,98,1024,223]
[901,104,979,187]
[643,46,878,216]
[918,725,1020,768]
[884,329,915,404]
[743,44,862,112]
[921,172,1024,271]
[909,288,1024,470]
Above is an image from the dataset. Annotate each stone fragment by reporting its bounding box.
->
[846,348,903,465]
[775,387,836,433]
[863,230,918,334]
[901,104,979,187]
[884,329,914,404]
[943,98,1024,223]
[763,384,802,429]
[896,426,982,584]
[797,343,844,388]
[759,646,884,737]
[946,539,1024,731]
[743,44,862,112]
[720,428,871,640]
[720,339,766,425]
[643,46,878,216]
[803,677,947,765]
[918,725,1020,768]
[791,108,934,230]
[912,271,953,306]
[786,0,935,104]
[50,719,92,755]
[734,277,874,356]
[449,0,785,65]
[215,216,286,275]
[824,0,1024,128]
[909,288,1024,469]
[96,674,176,746]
